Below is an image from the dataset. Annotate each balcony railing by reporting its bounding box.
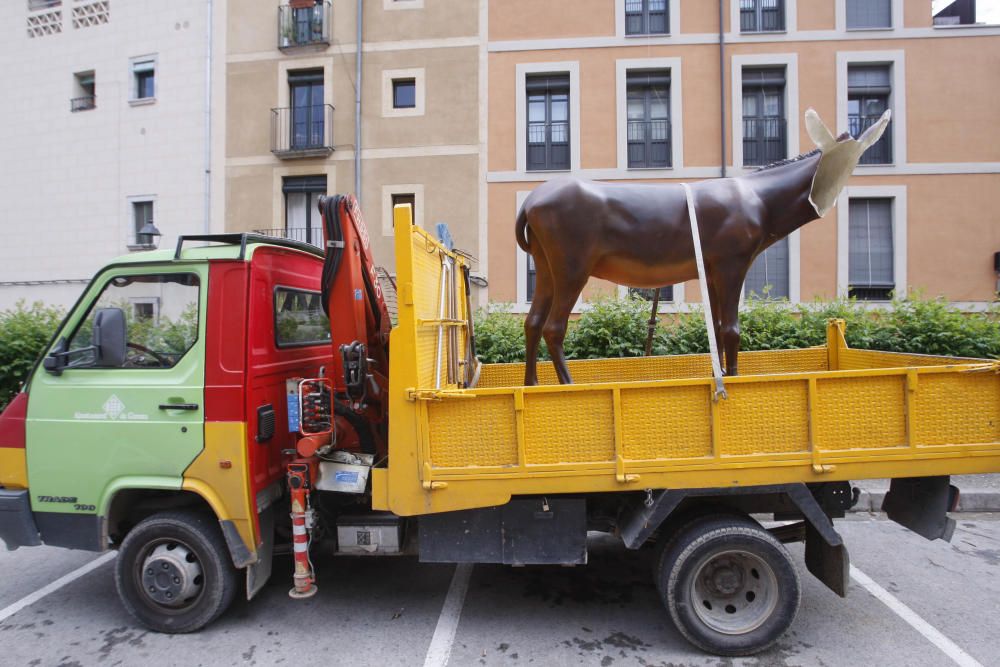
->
[740,0,785,32]
[526,120,570,171]
[742,117,787,167]
[70,95,96,112]
[271,104,335,159]
[278,2,331,50]
[254,227,323,247]
[850,115,893,165]
[627,119,672,168]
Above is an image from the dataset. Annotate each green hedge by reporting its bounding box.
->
[0,301,65,408]
[474,296,1000,364]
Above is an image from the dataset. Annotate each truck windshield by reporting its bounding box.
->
[67,273,200,369]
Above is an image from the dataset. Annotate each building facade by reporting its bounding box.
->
[486,0,1000,312]
[0,0,213,309]
[219,0,487,298]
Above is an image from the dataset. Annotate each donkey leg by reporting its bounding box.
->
[523,254,554,386]
[718,277,746,377]
[707,277,726,373]
[543,276,588,385]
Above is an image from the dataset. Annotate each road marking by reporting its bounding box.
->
[423,563,473,667]
[849,565,983,667]
[0,551,117,624]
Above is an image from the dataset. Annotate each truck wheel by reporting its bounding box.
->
[656,514,800,656]
[115,511,238,633]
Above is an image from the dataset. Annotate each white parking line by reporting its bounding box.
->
[0,551,116,624]
[849,565,984,667]
[423,563,473,667]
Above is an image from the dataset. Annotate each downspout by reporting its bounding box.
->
[718,0,727,178]
[355,0,363,204]
[204,0,213,234]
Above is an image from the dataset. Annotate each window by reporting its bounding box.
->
[848,65,892,164]
[391,192,415,220]
[745,238,790,299]
[934,0,977,25]
[626,70,671,168]
[131,200,155,248]
[275,287,331,347]
[28,0,60,10]
[131,58,155,101]
[742,67,786,167]
[392,79,416,109]
[67,273,200,369]
[526,74,570,171]
[71,71,95,112]
[289,69,325,150]
[279,0,328,48]
[525,254,537,302]
[848,198,894,300]
[629,286,674,302]
[284,176,327,246]
[740,0,785,32]
[847,0,891,29]
[625,0,668,35]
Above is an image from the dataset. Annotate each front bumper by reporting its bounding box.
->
[0,488,41,550]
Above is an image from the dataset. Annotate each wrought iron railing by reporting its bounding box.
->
[850,115,893,165]
[742,117,787,167]
[740,0,785,32]
[627,119,672,168]
[271,104,334,158]
[526,120,570,171]
[254,227,323,247]
[277,2,331,49]
[70,95,96,112]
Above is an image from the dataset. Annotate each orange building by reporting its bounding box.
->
[486,0,1000,312]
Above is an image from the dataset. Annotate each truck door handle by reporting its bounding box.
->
[159,403,199,411]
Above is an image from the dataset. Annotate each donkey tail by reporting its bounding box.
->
[515,204,531,253]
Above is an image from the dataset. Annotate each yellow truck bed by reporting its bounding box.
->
[373,209,1000,516]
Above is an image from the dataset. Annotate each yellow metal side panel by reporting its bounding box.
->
[411,236,447,389]
[621,386,712,459]
[814,376,907,450]
[913,373,1000,446]
[182,422,256,555]
[719,381,810,455]
[428,395,518,467]
[478,348,827,389]
[838,348,973,370]
[0,449,28,489]
[524,391,615,464]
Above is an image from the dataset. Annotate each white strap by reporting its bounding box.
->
[682,183,727,401]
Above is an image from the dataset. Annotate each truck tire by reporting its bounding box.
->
[655,514,800,656]
[115,511,238,633]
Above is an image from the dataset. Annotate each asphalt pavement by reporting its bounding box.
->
[0,513,997,667]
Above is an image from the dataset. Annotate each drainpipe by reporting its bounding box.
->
[204,0,213,234]
[355,0,363,204]
[718,0,727,178]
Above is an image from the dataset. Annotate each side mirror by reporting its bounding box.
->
[92,308,126,368]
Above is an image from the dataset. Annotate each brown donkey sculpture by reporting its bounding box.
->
[515,108,891,386]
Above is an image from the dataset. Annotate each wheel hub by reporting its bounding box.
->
[708,563,743,596]
[690,550,779,635]
[140,543,202,607]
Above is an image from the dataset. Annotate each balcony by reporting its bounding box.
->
[270,104,335,159]
[278,2,331,50]
[742,117,787,167]
[850,115,893,165]
[740,0,785,32]
[627,119,672,168]
[254,227,323,247]
[70,95,96,112]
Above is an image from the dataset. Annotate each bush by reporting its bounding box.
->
[0,301,65,408]
[472,295,1000,365]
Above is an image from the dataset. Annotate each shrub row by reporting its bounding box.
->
[0,301,65,408]
[474,296,1000,364]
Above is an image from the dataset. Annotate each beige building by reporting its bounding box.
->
[218,0,487,293]
[486,0,1000,312]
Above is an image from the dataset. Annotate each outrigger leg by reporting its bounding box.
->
[287,461,318,599]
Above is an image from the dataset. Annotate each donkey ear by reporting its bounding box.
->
[805,108,835,151]
[859,109,892,150]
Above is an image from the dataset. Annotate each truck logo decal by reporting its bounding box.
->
[38,495,78,504]
[73,394,149,421]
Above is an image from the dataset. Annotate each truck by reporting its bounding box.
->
[1,195,998,656]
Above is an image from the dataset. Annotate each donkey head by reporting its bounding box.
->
[805,108,891,217]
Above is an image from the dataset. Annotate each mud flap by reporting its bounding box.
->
[804,520,849,598]
[246,504,275,600]
[882,476,957,542]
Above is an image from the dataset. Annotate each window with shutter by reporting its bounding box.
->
[744,238,790,299]
[848,198,894,300]
[846,0,891,29]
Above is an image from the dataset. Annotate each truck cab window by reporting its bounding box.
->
[274,287,330,347]
[67,273,200,369]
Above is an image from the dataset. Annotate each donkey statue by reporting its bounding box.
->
[515,108,891,386]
